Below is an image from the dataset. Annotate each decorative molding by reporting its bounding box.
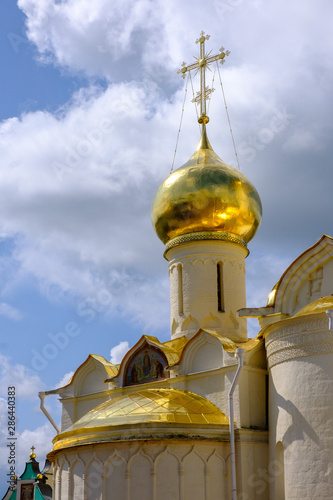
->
[181,314,199,333]
[52,440,237,500]
[267,329,332,355]
[201,312,221,330]
[272,237,333,314]
[267,340,333,368]
[154,446,180,469]
[266,324,333,368]
[265,317,328,346]
[179,331,223,374]
[164,231,248,254]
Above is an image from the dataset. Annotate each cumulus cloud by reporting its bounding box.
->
[0,418,55,490]
[55,371,74,388]
[18,0,175,84]
[0,355,45,399]
[0,0,330,333]
[2,2,333,497]
[110,341,129,364]
[0,81,175,332]
[18,422,55,458]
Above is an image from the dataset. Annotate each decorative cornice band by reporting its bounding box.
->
[265,321,333,368]
[164,231,248,256]
[267,340,333,368]
[265,317,327,347]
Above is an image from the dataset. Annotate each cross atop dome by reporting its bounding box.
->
[177,31,230,125]
[30,445,36,459]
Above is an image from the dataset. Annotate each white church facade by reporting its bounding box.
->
[38,34,333,500]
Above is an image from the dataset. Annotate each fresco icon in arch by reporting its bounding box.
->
[125,346,168,386]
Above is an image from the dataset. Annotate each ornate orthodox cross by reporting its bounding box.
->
[178,31,230,124]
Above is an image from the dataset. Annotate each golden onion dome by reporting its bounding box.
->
[151,126,262,250]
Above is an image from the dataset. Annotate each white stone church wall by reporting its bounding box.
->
[167,240,248,341]
[266,317,333,499]
[53,440,232,500]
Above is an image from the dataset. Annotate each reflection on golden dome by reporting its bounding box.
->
[152,126,262,249]
[52,388,228,452]
[267,283,278,306]
[294,296,333,317]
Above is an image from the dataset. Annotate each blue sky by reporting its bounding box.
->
[1,0,333,493]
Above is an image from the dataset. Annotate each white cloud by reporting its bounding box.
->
[0,391,55,490]
[2,1,333,495]
[1,0,331,337]
[55,371,74,388]
[0,81,174,332]
[0,355,45,399]
[0,303,22,321]
[282,127,324,153]
[18,422,55,460]
[0,419,55,491]
[110,341,129,364]
[18,0,172,81]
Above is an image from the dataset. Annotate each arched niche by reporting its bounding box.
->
[180,331,223,374]
[124,342,169,386]
[155,448,180,500]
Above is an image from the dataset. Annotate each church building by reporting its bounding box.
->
[2,448,53,500]
[38,33,333,500]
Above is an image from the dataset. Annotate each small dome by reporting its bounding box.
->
[152,127,262,248]
[52,388,228,452]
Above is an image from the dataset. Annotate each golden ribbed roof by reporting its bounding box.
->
[72,388,227,427]
[294,296,333,317]
[52,388,228,453]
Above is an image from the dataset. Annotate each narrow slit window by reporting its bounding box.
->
[178,264,183,315]
[217,262,224,312]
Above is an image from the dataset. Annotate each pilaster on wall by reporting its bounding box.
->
[166,240,248,342]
